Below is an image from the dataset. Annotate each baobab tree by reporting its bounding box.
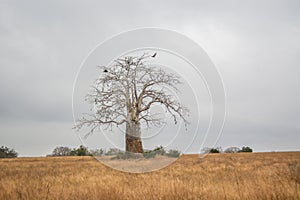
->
[75,53,188,153]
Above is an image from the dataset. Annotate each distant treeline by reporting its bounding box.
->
[47,145,181,159]
[48,145,253,158]
[202,146,253,154]
[0,145,254,159]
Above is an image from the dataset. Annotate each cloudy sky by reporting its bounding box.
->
[0,0,299,156]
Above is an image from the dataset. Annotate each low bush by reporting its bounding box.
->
[144,147,181,158]
[238,146,253,153]
[166,149,181,158]
[143,146,166,159]
[69,145,91,156]
[111,146,181,159]
[143,151,157,158]
[209,148,220,153]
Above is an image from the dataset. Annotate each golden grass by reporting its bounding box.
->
[96,155,177,173]
[0,152,299,199]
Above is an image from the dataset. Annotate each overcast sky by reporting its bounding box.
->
[0,0,299,156]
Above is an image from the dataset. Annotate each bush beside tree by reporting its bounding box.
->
[111,146,181,160]
[166,149,181,158]
[143,146,166,158]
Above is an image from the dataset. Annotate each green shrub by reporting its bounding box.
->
[238,146,253,153]
[69,145,91,156]
[153,146,166,155]
[143,146,166,159]
[143,151,157,159]
[201,147,222,154]
[166,149,181,158]
[209,148,220,153]
[109,146,181,159]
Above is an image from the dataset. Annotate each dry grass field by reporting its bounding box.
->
[0,152,299,200]
[96,155,177,173]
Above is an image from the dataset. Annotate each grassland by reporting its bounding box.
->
[0,152,299,199]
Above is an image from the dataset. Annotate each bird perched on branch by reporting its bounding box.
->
[152,52,157,58]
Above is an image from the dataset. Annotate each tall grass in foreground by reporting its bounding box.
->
[0,152,299,199]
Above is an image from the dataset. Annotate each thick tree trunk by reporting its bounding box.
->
[125,121,143,153]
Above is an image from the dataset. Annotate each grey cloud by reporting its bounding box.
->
[0,0,299,156]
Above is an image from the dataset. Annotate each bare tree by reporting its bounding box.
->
[75,53,188,153]
[51,146,71,156]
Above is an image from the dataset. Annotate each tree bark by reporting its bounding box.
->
[125,121,143,153]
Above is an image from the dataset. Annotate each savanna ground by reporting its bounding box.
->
[0,152,299,200]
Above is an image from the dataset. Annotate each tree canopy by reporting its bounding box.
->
[0,146,18,158]
[75,53,189,153]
